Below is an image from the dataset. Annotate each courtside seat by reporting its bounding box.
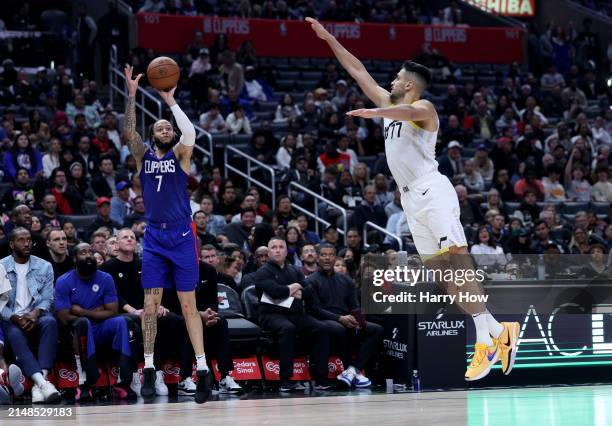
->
[217,284,261,341]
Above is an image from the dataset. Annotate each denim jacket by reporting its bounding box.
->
[0,255,54,321]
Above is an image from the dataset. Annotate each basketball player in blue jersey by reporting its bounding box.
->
[307,18,519,382]
[123,65,212,403]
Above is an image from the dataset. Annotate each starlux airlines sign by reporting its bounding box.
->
[462,0,535,16]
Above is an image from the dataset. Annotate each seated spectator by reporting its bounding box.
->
[269,195,296,228]
[540,65,565,90]
[352,185,387,232]
[473,102,495,140]
[214,186,241,223]
[254,238,331,391]
[50,167,82,215]
[39,194,61,229]
[592,116,611,147]
[85,197,121,241]
[0,205,48,259]
[515,190,541,227]
[337,135,359,173]
[592,165,612,202]
[455,185,483,226]
[514,168,545,200]
[531,220,566,254]
[55,243,136,401]
[504,227,533,254]
[384,188,402,218]
[243,65,271,102]
[487,213,508,247]
[42,137,61,178]
[470,226,507,269]
[226,105,252,135]
[542,165,566,201]
[274,94,300,123]
[219,50,244,95]
[110,181,131,226]
[246,132,275,164]
[193,211,219,248]
[473,145,494,186]
[568,226,591,254]
[200,195,226,235]
[3,134,43,181]
[578,244,610,278]
[224,208,256,249]
[46,228,73,280]
[92,158,120,199]
[317,140,350,174]
[124,195,147,227]
[464,159,485,194]
[0,228,59,403]
[372,174,393,207]
[299,244,318,277]
[308,244,382,388]
[565,163,592,202]
[438,141,464,183]
[1,168,38,211]
[199,104,227,134]
[65,94,101,128]
[275,134,296,169]
[441,115,471,148]
[295,214,320,245]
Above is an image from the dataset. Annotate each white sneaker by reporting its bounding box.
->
[155,370,168,396]
[9,365,24,397]
[337,366,356,387]
[130,372,141,395]
[40,381,61,403]
[178,377,196,396]
[219,375,243,394]
[31,384,44,404]
[354,372,372,388]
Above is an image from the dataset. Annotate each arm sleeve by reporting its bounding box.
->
[170,104,196,146]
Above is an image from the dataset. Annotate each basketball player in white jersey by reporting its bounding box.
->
[307,17,519,381]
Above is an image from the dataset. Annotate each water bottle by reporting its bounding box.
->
[411,370,420,392]
[537,254,546,281]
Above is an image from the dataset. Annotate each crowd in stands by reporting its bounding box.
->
[131,0,469,26]
[0,0,610,405]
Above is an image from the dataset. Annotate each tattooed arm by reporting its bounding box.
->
[124,65,146,172]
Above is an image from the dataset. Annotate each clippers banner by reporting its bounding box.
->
[138,14,524,63]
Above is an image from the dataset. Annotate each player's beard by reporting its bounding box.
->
[153,137,178,153]
[390,87,406,104]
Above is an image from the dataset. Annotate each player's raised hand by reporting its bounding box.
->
[305,17,333,41]
[124,65,142,97]
[346,108,380,119]
[155,86,177,106]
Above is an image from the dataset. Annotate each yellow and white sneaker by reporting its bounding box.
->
[497,322,520,375]
[465,342,499,381]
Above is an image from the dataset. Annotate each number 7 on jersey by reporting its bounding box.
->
[155,175,163,192]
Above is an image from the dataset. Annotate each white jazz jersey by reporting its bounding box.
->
[383,116,467,257]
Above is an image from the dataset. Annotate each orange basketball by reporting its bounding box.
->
[146,56,180,90]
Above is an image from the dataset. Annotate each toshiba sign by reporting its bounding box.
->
[462,0,535,16]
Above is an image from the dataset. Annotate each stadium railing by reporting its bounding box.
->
[224,145,276,207]
[363,220,403,251]
[287,181,348,237]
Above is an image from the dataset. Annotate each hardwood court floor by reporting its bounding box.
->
[3,385,612,426]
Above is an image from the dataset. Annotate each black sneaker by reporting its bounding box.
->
[113,383,138,401]
[140,368,156,400]
[279,380,301,392]
[195,370,212,404]
[75,385,94,403]
[312,381,333,391]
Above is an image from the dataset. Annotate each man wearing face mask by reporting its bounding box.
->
[55,243,136,402]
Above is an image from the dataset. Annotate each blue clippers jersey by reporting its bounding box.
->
[140,149,191,223]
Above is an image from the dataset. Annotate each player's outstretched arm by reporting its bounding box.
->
[306,17,390,107]
[156,87,196,162]
[124,65,146,168]
[347,99,436,122]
